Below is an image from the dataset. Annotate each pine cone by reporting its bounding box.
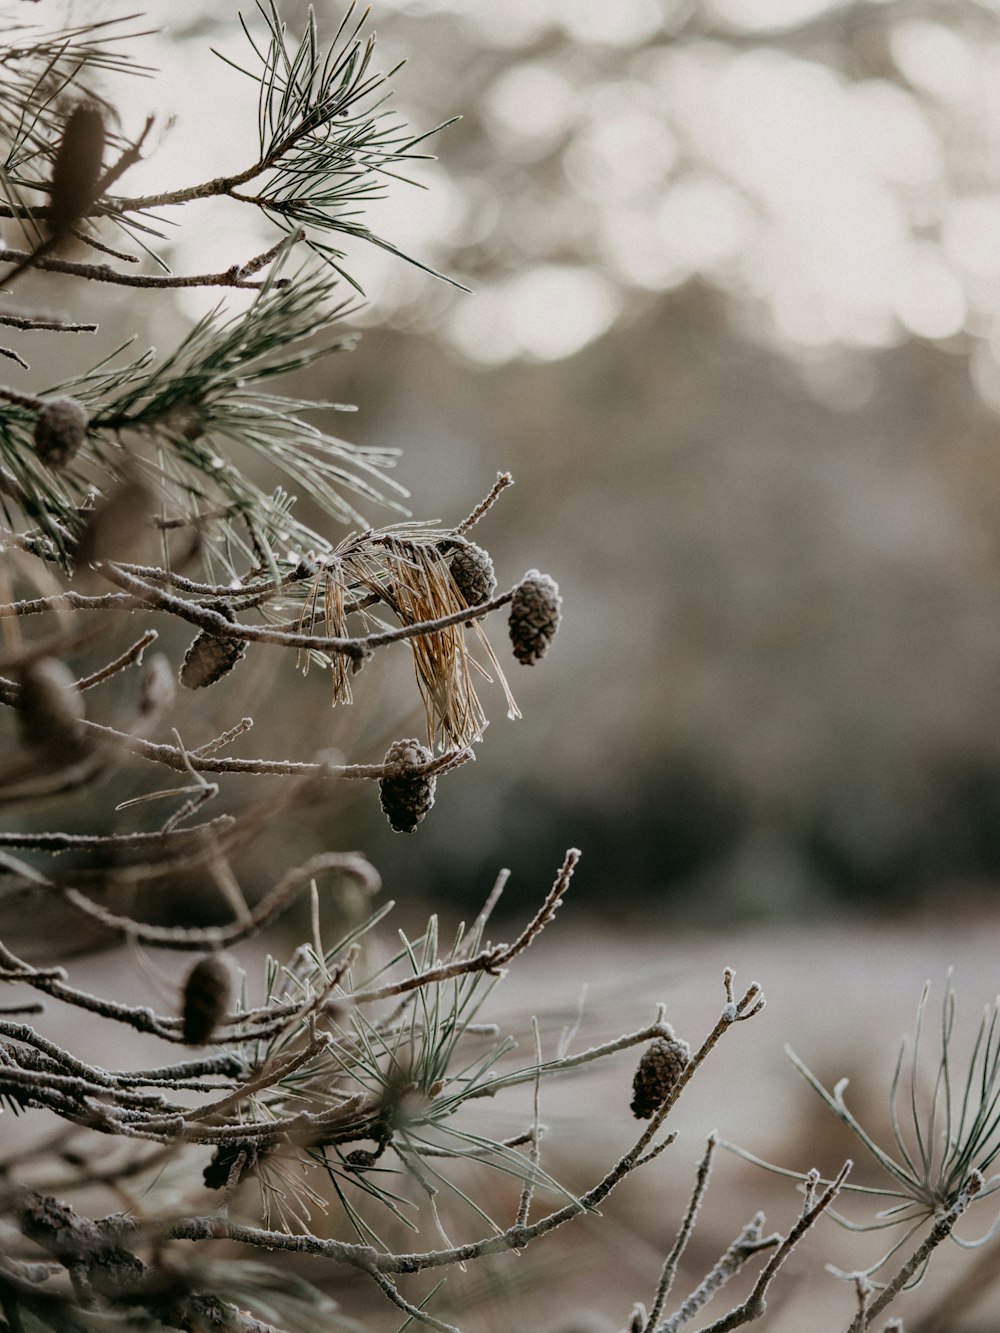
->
[34,397,89,468]
[15,657,87,754]
[509,570,561,664]
[449,541,496,609]
[379,738,436,833]
[49,106,106,237]
[181,954,232,1045]
[203,1140,261,1191]
[630,1033,690,1119]
[179,602,247,689]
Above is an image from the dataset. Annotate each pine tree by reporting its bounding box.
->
[4,8,978,1332]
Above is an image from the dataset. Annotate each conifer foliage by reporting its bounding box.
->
[0,7,985,1332]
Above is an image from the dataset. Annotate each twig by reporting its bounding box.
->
[343,850,579,1004]
[0,818,233,853]
[645,1134,719,1331]
[0,313,97,332]
[77,717,474,781]
[0,939,282,1045]
[112,559,310,599]
[852,1273,874,1332]
[100,560,519,658]
[68,226,139,262]
[190,718,254,757]
[0,591,142,617]
[657,1215,779,1333]
[59,852,378,951]
[847,1174,984,1333]
[514,1016,544,1228]
[0,246,291,289]
[72,630,157,692]
[463,1016,673,1101]
[367,1270,461,1333]
[455,472,513,535]
[689,1162,853,1332]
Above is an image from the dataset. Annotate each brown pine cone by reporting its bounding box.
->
[179,602,247,689]
[49,106,106,237]
[509,569,562,664]
[181,954,232,1046]
[34,397,89,468]
[630,1032,691,1119]
[449,541,496,608]
[15,657,87,754]
[379,738,436,833]
[203,1140,261,1191]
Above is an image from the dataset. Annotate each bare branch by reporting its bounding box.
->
[0,245,292,289]
[645,1134,720,1331]
[690,1163,853,1333]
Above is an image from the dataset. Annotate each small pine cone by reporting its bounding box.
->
[33,397,89,468]
[379,738,436,833]
[179,602,247,689]
[16,657,86,753]
[49,106,106,236]
[509,569,562,665]
[164,400,206,442]
[630,1032,691,1119]
[344,1145,383,1170]
[181,954,232,1045]
[450,541,496,609]
[203,1140,260,1191]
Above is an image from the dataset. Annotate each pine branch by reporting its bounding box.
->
[0,5,463,292]
[0,242,296,288]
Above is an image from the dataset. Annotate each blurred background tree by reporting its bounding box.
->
[14,0,1000,922]
[195,0,1000,919]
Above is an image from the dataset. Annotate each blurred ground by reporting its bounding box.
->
[11,903,997,1332]
[438,904,1000,1331]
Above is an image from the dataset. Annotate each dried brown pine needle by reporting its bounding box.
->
[382,537,487,748]
[324,562,352,705]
